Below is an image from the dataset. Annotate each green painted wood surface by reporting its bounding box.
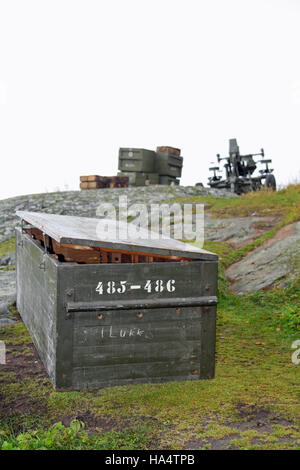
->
[155,152,183,177]
[16,228,58,386]
[16,229,218,390]
[118,148,156,173]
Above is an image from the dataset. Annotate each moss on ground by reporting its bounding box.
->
[0,238,16,256]
[0,266,16,271]
[0,238,15,256]
[8,301,19,318]
[0,322,31,345]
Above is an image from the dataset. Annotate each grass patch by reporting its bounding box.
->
[174,184,300,219]
[0,420,156,450]
[0,238,15,256]
[0,266,16,271]
[8,301,19,319]
[0,322,32,346]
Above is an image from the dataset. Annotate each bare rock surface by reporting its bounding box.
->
[0,186,234,244]
[0,269,16,324]
[227,222,300,294]
[204,214,278,246]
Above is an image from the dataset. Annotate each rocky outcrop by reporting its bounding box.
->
[0,270,16,326]
[204,214,278,246]
[227,222,300,294]
[0,186,234,244]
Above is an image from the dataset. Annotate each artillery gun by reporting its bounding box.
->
[208,139,276,194]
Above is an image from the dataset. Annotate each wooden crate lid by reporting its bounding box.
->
[16,211,217,260]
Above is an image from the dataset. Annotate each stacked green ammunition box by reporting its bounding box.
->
[118,146,183,186]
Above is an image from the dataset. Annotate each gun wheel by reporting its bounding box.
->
[265,174,276,191]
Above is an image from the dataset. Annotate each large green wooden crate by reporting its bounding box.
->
[16,212,218,390]
[119,148,156,173]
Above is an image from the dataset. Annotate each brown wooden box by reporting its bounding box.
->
[156,146,181,156]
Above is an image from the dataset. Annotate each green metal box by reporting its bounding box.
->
[119,148,156,173]
[155,152,183,178]
[16,212,218,391]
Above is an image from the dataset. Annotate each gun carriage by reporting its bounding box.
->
[208,139,276,195]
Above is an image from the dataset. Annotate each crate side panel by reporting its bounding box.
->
[70,306,204,389]
[16,229,58,385]
[59,260,217,389]
[73,372,201,390]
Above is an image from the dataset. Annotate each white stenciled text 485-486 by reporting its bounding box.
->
[95,279,176,295]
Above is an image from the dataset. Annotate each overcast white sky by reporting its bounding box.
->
[0,0,299,200]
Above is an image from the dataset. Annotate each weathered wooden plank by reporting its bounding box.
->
[26,226,177,264]
[72,373,200,390]
[100,250,109,263]
[51,239,100,264]
[87,175,101,182]
[16,229,58,387]
[156,146,181,156]
[73,341,201,367]
[16,211,217,260]
[96,248,187,262]
[60,261,217,304]
[72,306,203,326]
[86,181,105,189]
[56,262,75,389]
[111,252,122,263]
[72,359,200,384]
[200,306,217,379]
[80,175,128,187]
[73,319,201,347]
[80,175,105,182]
